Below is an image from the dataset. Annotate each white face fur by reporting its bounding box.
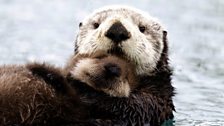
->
[75,6,166,75]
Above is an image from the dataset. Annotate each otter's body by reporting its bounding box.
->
[66,52,174,126]
[68,5,175,126]
[0,64,84,126]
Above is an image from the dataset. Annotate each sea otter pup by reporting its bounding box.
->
[68,5,175,126]
[65,53,137,98]
[0,54,136,126]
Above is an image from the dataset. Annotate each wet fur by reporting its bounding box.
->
[0,63,85,126]
[0,55,137,126]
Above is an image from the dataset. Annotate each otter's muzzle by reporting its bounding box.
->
[105,22,131,44]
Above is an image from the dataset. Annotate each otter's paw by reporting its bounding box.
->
[27,63,68,94]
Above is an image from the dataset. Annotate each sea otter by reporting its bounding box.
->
[0,54,136,126]
[67,5,175,126]
[0,5,175,126]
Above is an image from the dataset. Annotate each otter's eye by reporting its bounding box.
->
[139,26,146,33]
[93,22,100,29]
[79,22,83,27]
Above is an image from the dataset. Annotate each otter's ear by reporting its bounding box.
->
[79,22,83,27]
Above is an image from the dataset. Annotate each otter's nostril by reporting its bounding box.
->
[105,22,131,44]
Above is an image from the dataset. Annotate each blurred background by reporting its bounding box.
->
[0,0,223,125]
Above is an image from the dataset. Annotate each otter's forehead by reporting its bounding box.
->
[83,6,164,32]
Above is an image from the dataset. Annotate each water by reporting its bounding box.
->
[0,0,223,125]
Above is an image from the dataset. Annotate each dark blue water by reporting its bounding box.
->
[0,0,223,125]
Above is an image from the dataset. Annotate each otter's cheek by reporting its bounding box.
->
[121,37,158,75]
[94,27,114,50]
[69,59,98,85]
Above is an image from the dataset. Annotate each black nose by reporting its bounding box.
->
[104,63,121,77]
[105,22,130,44]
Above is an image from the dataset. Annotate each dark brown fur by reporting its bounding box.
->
[0,55,137,126]
[0,63,86,126]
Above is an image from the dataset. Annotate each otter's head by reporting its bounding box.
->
[67,53,137,97]
[75,5,168,75]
